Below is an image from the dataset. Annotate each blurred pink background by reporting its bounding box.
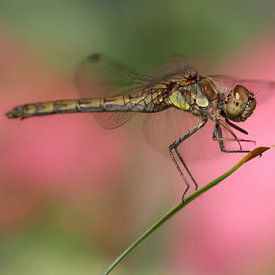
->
[1,25,275,275]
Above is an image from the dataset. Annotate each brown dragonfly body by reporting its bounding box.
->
[7,72,222,122]
[6,54,265,199]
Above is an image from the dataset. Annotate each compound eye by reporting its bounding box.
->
[225,85,255,122]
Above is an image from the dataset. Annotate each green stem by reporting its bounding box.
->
[102,146,270,275]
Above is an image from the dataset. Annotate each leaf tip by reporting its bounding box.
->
[241,146,270,163]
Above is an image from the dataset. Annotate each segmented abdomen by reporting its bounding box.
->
[6,88,168,119]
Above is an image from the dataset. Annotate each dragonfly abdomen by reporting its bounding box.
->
[6,90,167,119]
[80,92,168,113]
[6,98,123,119]
[6,99,90,119]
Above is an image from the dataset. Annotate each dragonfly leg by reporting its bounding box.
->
[213,122,255,153]
[169,118,208,200]
[169,150,190,200]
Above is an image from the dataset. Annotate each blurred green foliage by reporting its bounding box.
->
[0,0,274,71]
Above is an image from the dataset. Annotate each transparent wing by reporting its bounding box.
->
[75,54,197,129]
[75,53,152,129]
[144,55,197,87]
[209,75,275,103]
[143,108,221,162]
[75,53,150,94]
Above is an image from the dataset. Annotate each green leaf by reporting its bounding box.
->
[102,146,272,275]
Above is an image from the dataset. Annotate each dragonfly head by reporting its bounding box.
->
[224,85,256,122]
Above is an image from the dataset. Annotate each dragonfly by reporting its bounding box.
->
[6,53,275,199]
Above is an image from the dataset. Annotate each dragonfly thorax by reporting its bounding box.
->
[168,76,218,117]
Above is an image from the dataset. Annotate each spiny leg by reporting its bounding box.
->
[224,116,248,135]
[213,121,255,153]
[169,118,207,200]
[169,150,190,195]
[175,148,197,188]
